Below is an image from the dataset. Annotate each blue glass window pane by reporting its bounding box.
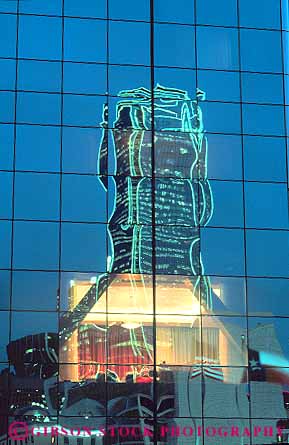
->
[14,172,60,221]
[155,68,196,97]
[109,21,150,65]
[64,62,107,94]
[11,312,58,340]
[16,125,60,172]
[239,0,281,29]
[198,70,240,102]
[64,0,107,18]
[202,102,241,134]
[0,0,16,13]
[62,175,106,222]
[245,183,289,230]
[17,92,61,125]
[12,271,59,311]
[64,18,107,62]
[244,136,286,182]
[18,60,61,93]
[0,270,10,310]
[201,228,245,276]
[13,221,59,270]
[206,134,243,180]
[246,229,289,277]
[63,95,104,126]
[197,26,239,70]
[248,278,289,317]
[0,14,16,57]
[197,0,237,26]
[208,181,244,228]
[248,318,289,365]
[240,29,282,73]
[208,276,246,316]
[0,172,12,219]
[0,59,16,90]
[109,0,149,20]
[62,127,102,174]
[61,223,107,271]
[18,15,62,60]
[0,221,11,268]
[109,65,150,96]
[155,24,195,68]
[0,92,15,122]
[19,0,62,16]
[243,104,285,136]
[0,124,14,170]
[0,312,9,361]
[154,0,195,24]
[242,73,283,105]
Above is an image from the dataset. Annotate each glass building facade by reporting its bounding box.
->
[1,0,289,444]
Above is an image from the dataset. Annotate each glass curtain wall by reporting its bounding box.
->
[0,0,289,444]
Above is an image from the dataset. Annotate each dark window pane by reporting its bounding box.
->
[62,174,106,222]
[61,223,107,272]
[0,312,9,361]
[11,312,58,340]
[0,221,11,268]
[13,221,59,270]
[12,271,58,311]
[14,172,60,221]
[0,270,10,310]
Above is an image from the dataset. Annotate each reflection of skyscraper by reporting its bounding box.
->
[59,85,215,345]
[99,85,214,308]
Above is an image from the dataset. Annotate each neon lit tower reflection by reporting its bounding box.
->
[99,85,214,309]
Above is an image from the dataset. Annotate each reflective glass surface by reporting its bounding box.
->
[1,0,289,441]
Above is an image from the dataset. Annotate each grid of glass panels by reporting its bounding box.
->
[1,0,289,443]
